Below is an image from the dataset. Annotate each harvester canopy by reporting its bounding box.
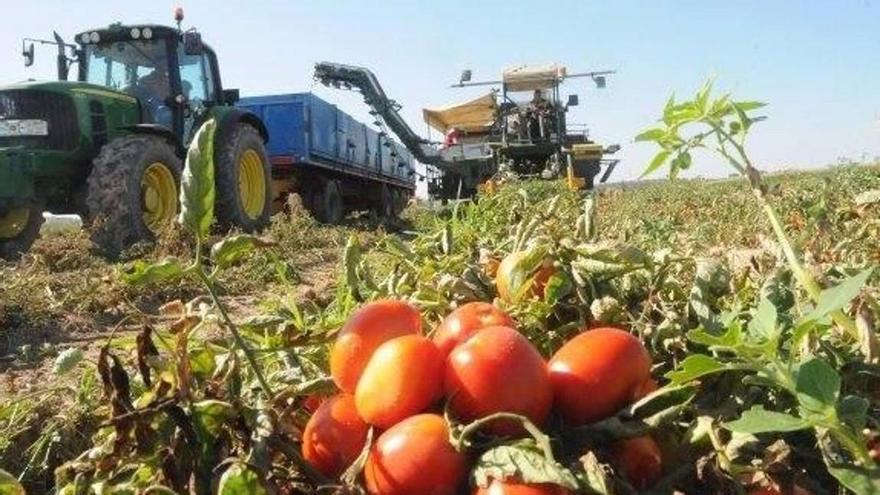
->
[423,92,497,134]
[502,63,567,91]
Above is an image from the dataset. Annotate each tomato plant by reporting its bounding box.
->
[355,335,444,429]
[364,414,468,495]
[548,327,651,424]
[445,326,552,435]
[330,299,422,393]
[433,302,515,356]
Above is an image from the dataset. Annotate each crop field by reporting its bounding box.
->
[1,154,878,494]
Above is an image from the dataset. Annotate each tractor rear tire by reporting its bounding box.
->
[315,180,344,224]
[0,203,44,260]
[86,135,181,257]
[215,124,272,231]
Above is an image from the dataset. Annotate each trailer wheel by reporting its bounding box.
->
[215,123,272,231]
[375,184,396,220]
[316,180,344,224]
[86,135,181,257]
[0,203,44,260]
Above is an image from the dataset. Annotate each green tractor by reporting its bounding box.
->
[0,14,271,258]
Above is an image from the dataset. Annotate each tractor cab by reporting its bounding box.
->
[75,23,226,141]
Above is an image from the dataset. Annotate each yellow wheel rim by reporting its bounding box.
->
[141,162,178,233]
[0,208,30,239]
[238,149,266,220]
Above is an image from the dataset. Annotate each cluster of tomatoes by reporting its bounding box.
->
[301,299,662,494]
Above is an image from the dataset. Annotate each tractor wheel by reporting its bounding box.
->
[0,203,44,260]
[86,135,181,257]
[215,123,272,231]
[316,179,344,224]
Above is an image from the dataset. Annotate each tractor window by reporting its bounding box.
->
[177,48,215,106]
[84,41,171,97]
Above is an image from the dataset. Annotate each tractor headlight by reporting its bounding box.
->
[89,32,100,43]
[142,27,153,39]
[130,28,141,39]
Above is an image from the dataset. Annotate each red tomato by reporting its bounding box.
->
[610,436,663,489]
[495,251,556,303]
[474,479,573,495]
[301,394,369,478]
[548,327,651,424]
[364,414,468,495]
[330,300,422,393]
[355,335,444,429]
[433,302,515,356]
[445,326,552,436]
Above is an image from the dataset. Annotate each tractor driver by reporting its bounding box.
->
[528,89,551,141]
[130,52,173,130]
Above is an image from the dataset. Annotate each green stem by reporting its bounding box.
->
[456,412,556,461]
[826,424,875,466]
[710,124,858,339]
[196,268,275,398]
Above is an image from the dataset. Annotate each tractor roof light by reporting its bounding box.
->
[80,33,91,44]
[142,27,153,39]
[89,32,100,43]
[130,27,141,39]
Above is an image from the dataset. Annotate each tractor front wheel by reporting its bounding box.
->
[0,203,44,260]
[86,135,181,257]
[215,124,272,231]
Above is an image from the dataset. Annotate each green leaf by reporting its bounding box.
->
[544,271,573,305]
[672,151,693,172]
[472,443,579,490]
[837,395,869,430]
[687,322,743,348]
[0,469,25,495]
[748,297,779,342]
[825,461,880,495]
[120,258,185,285]
[641,150,671,178]
[211,234,275,268]
[803,269,873,323]
[634,128,666,142]
[733,100,767,111]
[795,358,840,414]
[666,354,728,384]
[724,406,812,433]
[179,119,217,240]
[192,400,235,438]
[217,463,269,495]
[53,347,84,375]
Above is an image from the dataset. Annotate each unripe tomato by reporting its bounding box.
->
[433,302,515,356]
[330,300,422,393]
[364,414,468,495]
[301,394,369,478]
[610,436,662,489]
[445,326,552,436]
[355,335,444,429]
[548,327,651,424]
[474,479,573,495]
[495,251,556,303]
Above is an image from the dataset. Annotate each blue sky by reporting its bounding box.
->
[3,0,879,182]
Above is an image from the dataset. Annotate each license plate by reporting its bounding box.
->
[0,119,49,137]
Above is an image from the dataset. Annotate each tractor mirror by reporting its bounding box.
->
[23,43,35,67]
[183,31,203,55]
[459,69,472,84]
[593,75,606,89]
[223,88,240,104]
[566,94,579,107]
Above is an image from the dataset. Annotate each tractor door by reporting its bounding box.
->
[176,45,219,141]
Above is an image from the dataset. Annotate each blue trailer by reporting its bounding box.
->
[237,93,415,223]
